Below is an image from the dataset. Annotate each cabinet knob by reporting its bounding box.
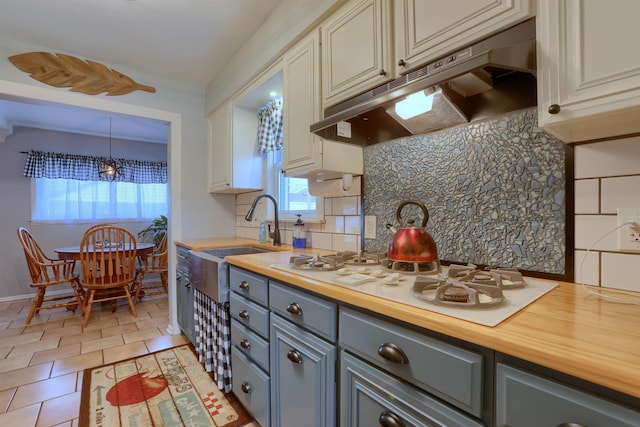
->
[397,59,406,67]
[240,382,251,394]
[286,302,303,316]
[548,104,561,114]
[377,342,409,364]
[378,410,406,427]
[240,339,251,349]
[239,281,249,290]
[287,349,303,364]
[379,69,387,76]
[238,310,249,319]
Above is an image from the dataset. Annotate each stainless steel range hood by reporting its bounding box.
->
[311,18,537,146]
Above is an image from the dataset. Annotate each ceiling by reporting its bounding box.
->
[0,0,283,143]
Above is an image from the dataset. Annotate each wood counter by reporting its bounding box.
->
[174,238,640,399]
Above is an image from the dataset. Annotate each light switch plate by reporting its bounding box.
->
[364,215,376,239]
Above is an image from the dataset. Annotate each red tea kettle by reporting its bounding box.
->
[386,200,439,262]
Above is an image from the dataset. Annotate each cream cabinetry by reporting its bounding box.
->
[394,0,534,75]
[283,29,363,179]
[320,0,393,108]
[207,102,233,193]
[537,0,640,143]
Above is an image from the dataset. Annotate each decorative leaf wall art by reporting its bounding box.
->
[8,52,156,96]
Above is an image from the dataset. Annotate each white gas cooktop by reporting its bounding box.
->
[270,263,556,327]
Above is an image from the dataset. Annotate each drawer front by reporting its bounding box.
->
[231,319,269,372]
[269,281,337,342]
[339,307,483,417]
[230,292,270,338]
[176,245,190,269]
[230,266,269,306]
[496,363,640,427]
[341,351,483,427]
[232,350,271,427]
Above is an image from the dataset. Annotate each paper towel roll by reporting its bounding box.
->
[309,176,360,197]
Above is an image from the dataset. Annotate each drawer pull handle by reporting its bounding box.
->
[240,382,251,394]
[240,339,251,349]
[286,302,303,316]
[287,349,303,364]
[378,410,406,427]
[377,343,409,364]
[239,281,249,290]
[548,104,561,114]
[238,310,249,319]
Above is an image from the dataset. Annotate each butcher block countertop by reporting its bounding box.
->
[175,238,640,400]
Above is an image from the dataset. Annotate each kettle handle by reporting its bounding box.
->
[396,200,429,227]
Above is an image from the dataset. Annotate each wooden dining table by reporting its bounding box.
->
[55,242,156,261]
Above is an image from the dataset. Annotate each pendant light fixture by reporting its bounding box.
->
[98,117,122,180]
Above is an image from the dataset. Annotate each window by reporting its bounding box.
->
[31,178,168,222]
[268,149,323,221]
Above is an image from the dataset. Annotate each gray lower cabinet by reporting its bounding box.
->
[341,351,483,427]
[229,266,271,427]
[175,245,194,343]
[496,363,640,427]
[269,280,337,426]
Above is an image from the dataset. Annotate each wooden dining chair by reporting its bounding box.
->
[79,224,138,327]
[131,233,168,302]
[17,227,85,325]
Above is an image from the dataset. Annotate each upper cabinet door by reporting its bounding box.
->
[207,102,232,193]
[394,0,534,75]
[321,0,393,108]
[537,0,640,143]
[283,30,322,175]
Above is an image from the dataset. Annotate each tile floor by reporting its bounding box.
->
[0,293,259,427]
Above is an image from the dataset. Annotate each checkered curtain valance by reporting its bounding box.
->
[257,97,283,153]
[23,150,167,184]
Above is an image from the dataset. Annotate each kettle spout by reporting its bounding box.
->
[385,223,397,234]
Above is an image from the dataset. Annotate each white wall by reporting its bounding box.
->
[574,136,640,292]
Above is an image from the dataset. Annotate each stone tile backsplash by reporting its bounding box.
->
[363,108,566,275]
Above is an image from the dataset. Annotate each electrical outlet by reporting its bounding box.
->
[617,208,640,252]
[364,215,377,239]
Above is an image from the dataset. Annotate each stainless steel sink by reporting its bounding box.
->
[200,246,274,258]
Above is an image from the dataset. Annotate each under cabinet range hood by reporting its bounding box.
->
[311,18,537,146]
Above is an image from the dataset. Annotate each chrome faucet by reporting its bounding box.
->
[244,193,281,245]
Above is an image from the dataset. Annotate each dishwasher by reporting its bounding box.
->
[188,246,270,392]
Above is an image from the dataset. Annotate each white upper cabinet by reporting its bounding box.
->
[207,63,283,193]
[284,29,363,179]
[394,0,535,75]
[537,0,640,143]
[283,30,323,175]
[321,0,393,108]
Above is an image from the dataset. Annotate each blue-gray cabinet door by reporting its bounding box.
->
[270,314,336,427]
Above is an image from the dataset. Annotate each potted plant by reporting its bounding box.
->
[138,215,167,246]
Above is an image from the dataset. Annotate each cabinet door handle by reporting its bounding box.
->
[238,310,249,319]
[548,104,561,114]
[286,302,303,316]
[238,280,249,290]
[397,59,406,67]
[379,69,387,76]
[240,382,251,394]
[378,410,406,427]
[240,339,251,349]
[287,349,303,364]
[377,342,409,364]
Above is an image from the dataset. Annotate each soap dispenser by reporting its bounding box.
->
[259,220,268,243]
[292,214,307,249]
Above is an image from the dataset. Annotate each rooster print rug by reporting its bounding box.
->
[80,345,251,427]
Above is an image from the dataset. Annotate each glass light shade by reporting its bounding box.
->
[394,90,435,120]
